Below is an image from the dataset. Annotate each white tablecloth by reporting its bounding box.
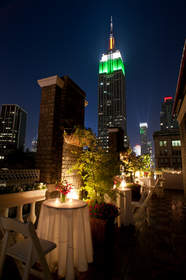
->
[117,188,133,227]
[37,199,93,279]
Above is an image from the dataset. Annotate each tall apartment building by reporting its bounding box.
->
[0,104,27,159]
[98,17,128,150]
[139,122,148,155]
[160,96,178,130]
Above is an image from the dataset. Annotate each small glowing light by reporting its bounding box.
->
[113,184,116,189]
[164,96,172,102]
[66,188,79,200]
[135,171,140,178]
[55,198,60,205]
[120,180,126,190]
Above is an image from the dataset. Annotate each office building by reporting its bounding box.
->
[0,104,27,159]
[31,137,37,152]
[140,122,148,155]
[108,127,124,153]
[160,97,178,130]
[98,17,128,150]
[153,96,180,170]
[153,129,182,170]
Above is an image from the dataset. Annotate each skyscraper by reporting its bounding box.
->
[160,97,178,130]
[31,137,37,152]
[98,17,128,150]
[0,104,27,159]
[139,122,148,155]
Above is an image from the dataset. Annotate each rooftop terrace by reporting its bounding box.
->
[1,189,186,279]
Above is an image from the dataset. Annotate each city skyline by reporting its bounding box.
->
[0,0,185,149]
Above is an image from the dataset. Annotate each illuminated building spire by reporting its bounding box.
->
[109,16,115,50]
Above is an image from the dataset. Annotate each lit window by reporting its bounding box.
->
[160,141,167,147]
[172,140,181,147]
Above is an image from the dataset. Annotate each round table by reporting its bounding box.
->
[37,199,93,280]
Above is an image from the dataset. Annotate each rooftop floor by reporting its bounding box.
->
[1,189,186,279]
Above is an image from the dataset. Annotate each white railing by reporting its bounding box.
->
[0,189,46,224]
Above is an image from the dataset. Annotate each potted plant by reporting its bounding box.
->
[87,200,119,243]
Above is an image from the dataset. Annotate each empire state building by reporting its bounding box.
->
[98,17,128,149]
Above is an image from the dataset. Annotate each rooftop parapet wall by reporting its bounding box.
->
[162,171,183,190]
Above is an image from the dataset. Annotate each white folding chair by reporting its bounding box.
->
[0,217,56,280]
[131,189,152,214]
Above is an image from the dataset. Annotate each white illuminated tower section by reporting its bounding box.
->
[140,122,148,155]
[98,17,128,149]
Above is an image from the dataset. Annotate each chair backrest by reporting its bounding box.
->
[0,217,31,237]
[0,217,45,253]
[0,217,54,280]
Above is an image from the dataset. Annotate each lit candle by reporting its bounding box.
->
[55,198,60,206]
[120,179,126,190]
[66,188,79,200]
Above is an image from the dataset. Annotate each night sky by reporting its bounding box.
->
[0,0,185,150]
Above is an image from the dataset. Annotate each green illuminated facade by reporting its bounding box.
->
[140,128,144,135]
[99,57,125,75]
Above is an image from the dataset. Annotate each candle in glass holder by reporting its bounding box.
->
[120,179,126,190]
[55,198,60,206]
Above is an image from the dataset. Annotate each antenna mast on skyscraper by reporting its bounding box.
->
[110,16,113,35]
[109,16,115,50]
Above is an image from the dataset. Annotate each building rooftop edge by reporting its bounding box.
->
[37,75,64,89]
[1,104,27,114]
[153,129,180,137]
